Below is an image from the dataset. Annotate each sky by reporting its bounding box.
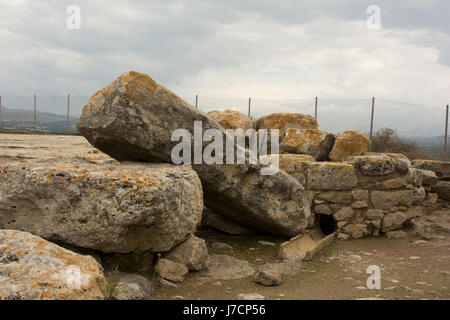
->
[0,0,450,136]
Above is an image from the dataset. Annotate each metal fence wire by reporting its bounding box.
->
[0,94,448,160]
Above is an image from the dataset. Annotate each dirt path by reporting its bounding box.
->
[152,224,450,300]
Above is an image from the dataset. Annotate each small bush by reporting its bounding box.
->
[370,128,427,160]
[106,265,120,300]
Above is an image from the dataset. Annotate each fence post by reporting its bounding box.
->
[314,96,318,120]
[445,105,449,161]
[67,94,71,134]
[369,97,375,150]
[0,95,2,130]
[34,94,37,131]
[248,98,251,118]
[195,94,198,109]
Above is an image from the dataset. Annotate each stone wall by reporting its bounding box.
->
[264,152,440,239]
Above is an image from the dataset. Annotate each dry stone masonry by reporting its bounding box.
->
[0,70,448,300]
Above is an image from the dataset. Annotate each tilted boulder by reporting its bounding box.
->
[0,229,107,300]
[0,159,203,253]
[412,159,450,180]
[280,128,335,160]
[255,113,318,137]
[77,71,311,236]
[207,109,252,130]
[329,131,371,161]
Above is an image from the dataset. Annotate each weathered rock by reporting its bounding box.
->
[348,154,396,176]
[366,209,385,220]
[77,71,311,237]
[342,224,368,238]
[314,204,332,215]
[156,259,188,283]
[260,154,314,186]
[412,187,426,203]
[0,229,106,300]
[370,190,413,210]
[317,191,352,204]
[253,270,281,286]
[255,113,318,137]
[406,168,423,187]
[333,207,354,221]
[412,159,450,180]
[164,235,209,271]
[112,273,152,300]
[280,128,334,160]
[337,233,350,240]
[419,170,439,186]
[306,162,358,190]
[352,201,368,208]
[205,213,255,236]
[205,255,255,280]
[352,189,369,201]
[278,230,336,261]
[431,181,450,201]
[0,160,203,253]
[329,131,371,162]
[207,109,252,130]
[382,212,407,232]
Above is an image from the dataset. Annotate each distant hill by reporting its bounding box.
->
[0,107,79,133]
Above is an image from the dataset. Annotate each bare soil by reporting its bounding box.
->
[152,223,450,300]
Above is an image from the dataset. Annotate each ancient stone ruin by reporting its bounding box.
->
[0,71,447,300]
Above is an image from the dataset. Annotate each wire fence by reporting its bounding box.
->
[0,94,448,160]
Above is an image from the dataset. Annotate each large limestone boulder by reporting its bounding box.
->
[412,159,450,180]
[207,109,252,130]
[77,71,311,236]
[255,113,318,137]
[0,159,203,253]
[0,229,106,300]
[280,128,335,160]
[329,131,371,161]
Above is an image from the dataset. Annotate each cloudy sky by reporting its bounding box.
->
[1,0,449,136]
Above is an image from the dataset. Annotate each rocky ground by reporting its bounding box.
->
[150,226,450,300]
[1,133,449,300]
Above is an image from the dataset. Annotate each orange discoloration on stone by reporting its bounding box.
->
[256,113,318,136]
[329,131,371,162]
[207,109,252,130]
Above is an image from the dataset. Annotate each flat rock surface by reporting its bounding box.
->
[0,156,203,253]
